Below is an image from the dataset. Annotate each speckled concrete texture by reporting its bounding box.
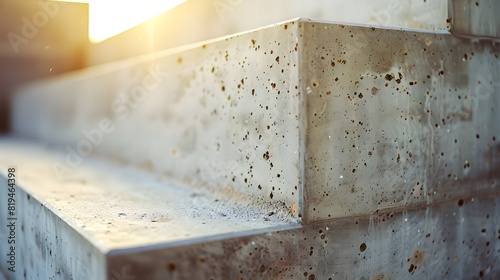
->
[12,19,500,222]
[13,20,304,219]
[108,193,500,279]
[301,20,500,220]
[0,139,296,280]
[2,18,499,279]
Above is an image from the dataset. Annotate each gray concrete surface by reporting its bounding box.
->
[1,18,499,279]
[0,138,296,280]
[450,0,500,39]
[108,193,500,279]
[12,18,500,222]
[300,20,500,221]
[1,138,498,279]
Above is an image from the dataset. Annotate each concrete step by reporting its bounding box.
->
[2,17,499,279]
[0,138,296,279]
[12,18,500,222]
[0,139,499,279]
[107,193,500,280]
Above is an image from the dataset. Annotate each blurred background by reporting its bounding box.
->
[0,1,87,133]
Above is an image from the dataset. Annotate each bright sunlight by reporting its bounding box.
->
[54,0,187,43]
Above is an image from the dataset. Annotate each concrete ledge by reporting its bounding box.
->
[107,191,500,279]
[0,140,106,279]
[1,139,498,279]
[13,19,304,218]
[12,19,500,222]
[0,138,295,279]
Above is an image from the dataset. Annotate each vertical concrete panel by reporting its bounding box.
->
[0,173,106,280]
[12,21,304,218]
[108,194,500,279]
[302,21,500,220]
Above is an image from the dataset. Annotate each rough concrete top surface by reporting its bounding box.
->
[0,138,296,252]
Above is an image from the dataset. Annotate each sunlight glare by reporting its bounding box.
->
[55,0,187,43]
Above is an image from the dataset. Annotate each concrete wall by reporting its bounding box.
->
[12,19,500,221]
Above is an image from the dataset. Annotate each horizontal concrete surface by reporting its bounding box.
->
[0,138,296,280]
[0,138,498,279]
[12,18,500,222]
[108,193,500,279]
